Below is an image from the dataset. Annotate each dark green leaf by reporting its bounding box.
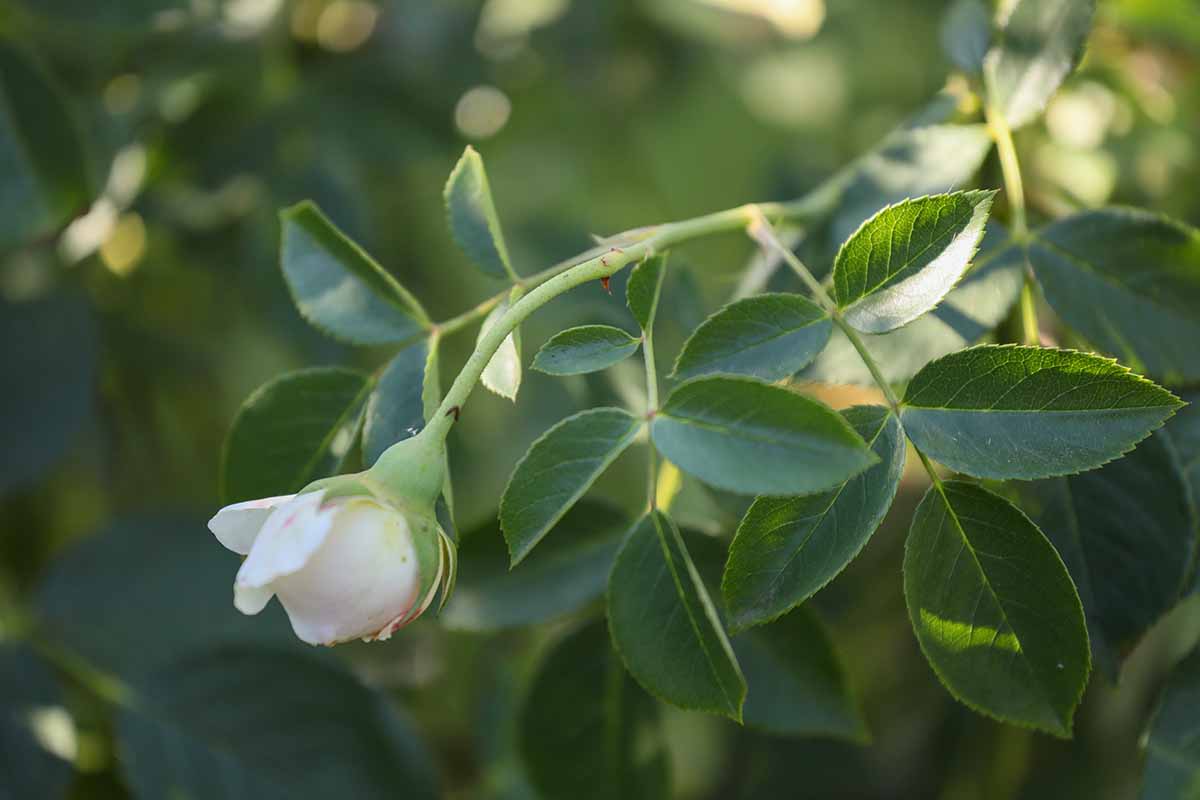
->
[983,0,1096,128]
[221,367,371,504]
[478,293,523,400]
[1022,430,1198,680]
[36,515,297,677]
[0,43,92,251]
[519,622,669,800]
[363,339,439,466]
[626,254,668,332]
[651,377,876,496]
[501,408,643,565]
[1028,208,1200,383]
[117,647,439,800]
[444,145,517,281]
[734,608,867,740]
[280,201,429,345]
[723,407,905,631]
[1141,646,1200,799]
[531,325,642,376]
[805,228,1023,385]
[0,290,95,492]
[832,191,996,333]
[901,345,1182,480]
[0,646,73,800]
[1170,395,1200,572]
[904,481,1090,736]
[942,0,992,73]
[441,501,629,632]
[671,294,832,382]
[607,512,746,720]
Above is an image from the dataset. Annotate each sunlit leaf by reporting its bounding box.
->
[904,481,1090,736]
[478,292,523,400]
[901,345,1182,480]
[832,191,996,333]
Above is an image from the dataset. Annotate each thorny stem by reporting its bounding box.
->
[422,202,796,442]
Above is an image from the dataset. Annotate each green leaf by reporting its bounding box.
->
[363,339,440,466]
[519,622,669,800]
[117,647,439,800]
[478,292,523,401]
[531,325,642,376]
[626,253,668,332]
[607,512,746,720]
[734,608,867,740]
[671,294,832,382]
[441,501,629,632]
[904,481,1090,736]
[1021,430,1197,680]
[723,407,905,631]
[900,345,1183,480]
[832,191,996,333]
[1141,645,1200,799]
[1028,208,1200,383]
[0,290,96,492]
[279,201,429,345]
[501,408,643,565]
[36,515,297,677]
[983,0,1096,129]
[1171,394,1200,554]
[221,367,371,504]
[444,145,517,281]
[651,377,876,496]
[0,646,73,799]
[0,43,92,251]
[941,0,992,73]
[805,228,1024,385]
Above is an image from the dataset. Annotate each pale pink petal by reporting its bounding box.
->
[208,494,295,555]
[235,491,334,590]
[234,582,275,615]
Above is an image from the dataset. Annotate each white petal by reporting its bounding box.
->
[235,491,334,589]
[234,582,275,615]
[272,500,420,645]
[208,494,295,555]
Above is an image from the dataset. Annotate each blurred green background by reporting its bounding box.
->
[2,1,1200,798]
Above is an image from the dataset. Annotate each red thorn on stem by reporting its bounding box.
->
[445,405,460,421]
[600,276,612,294]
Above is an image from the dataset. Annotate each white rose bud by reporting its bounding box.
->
[207,431,456,646]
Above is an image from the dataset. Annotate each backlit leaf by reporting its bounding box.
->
[626,254,668,332]
[832,191,996,333]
